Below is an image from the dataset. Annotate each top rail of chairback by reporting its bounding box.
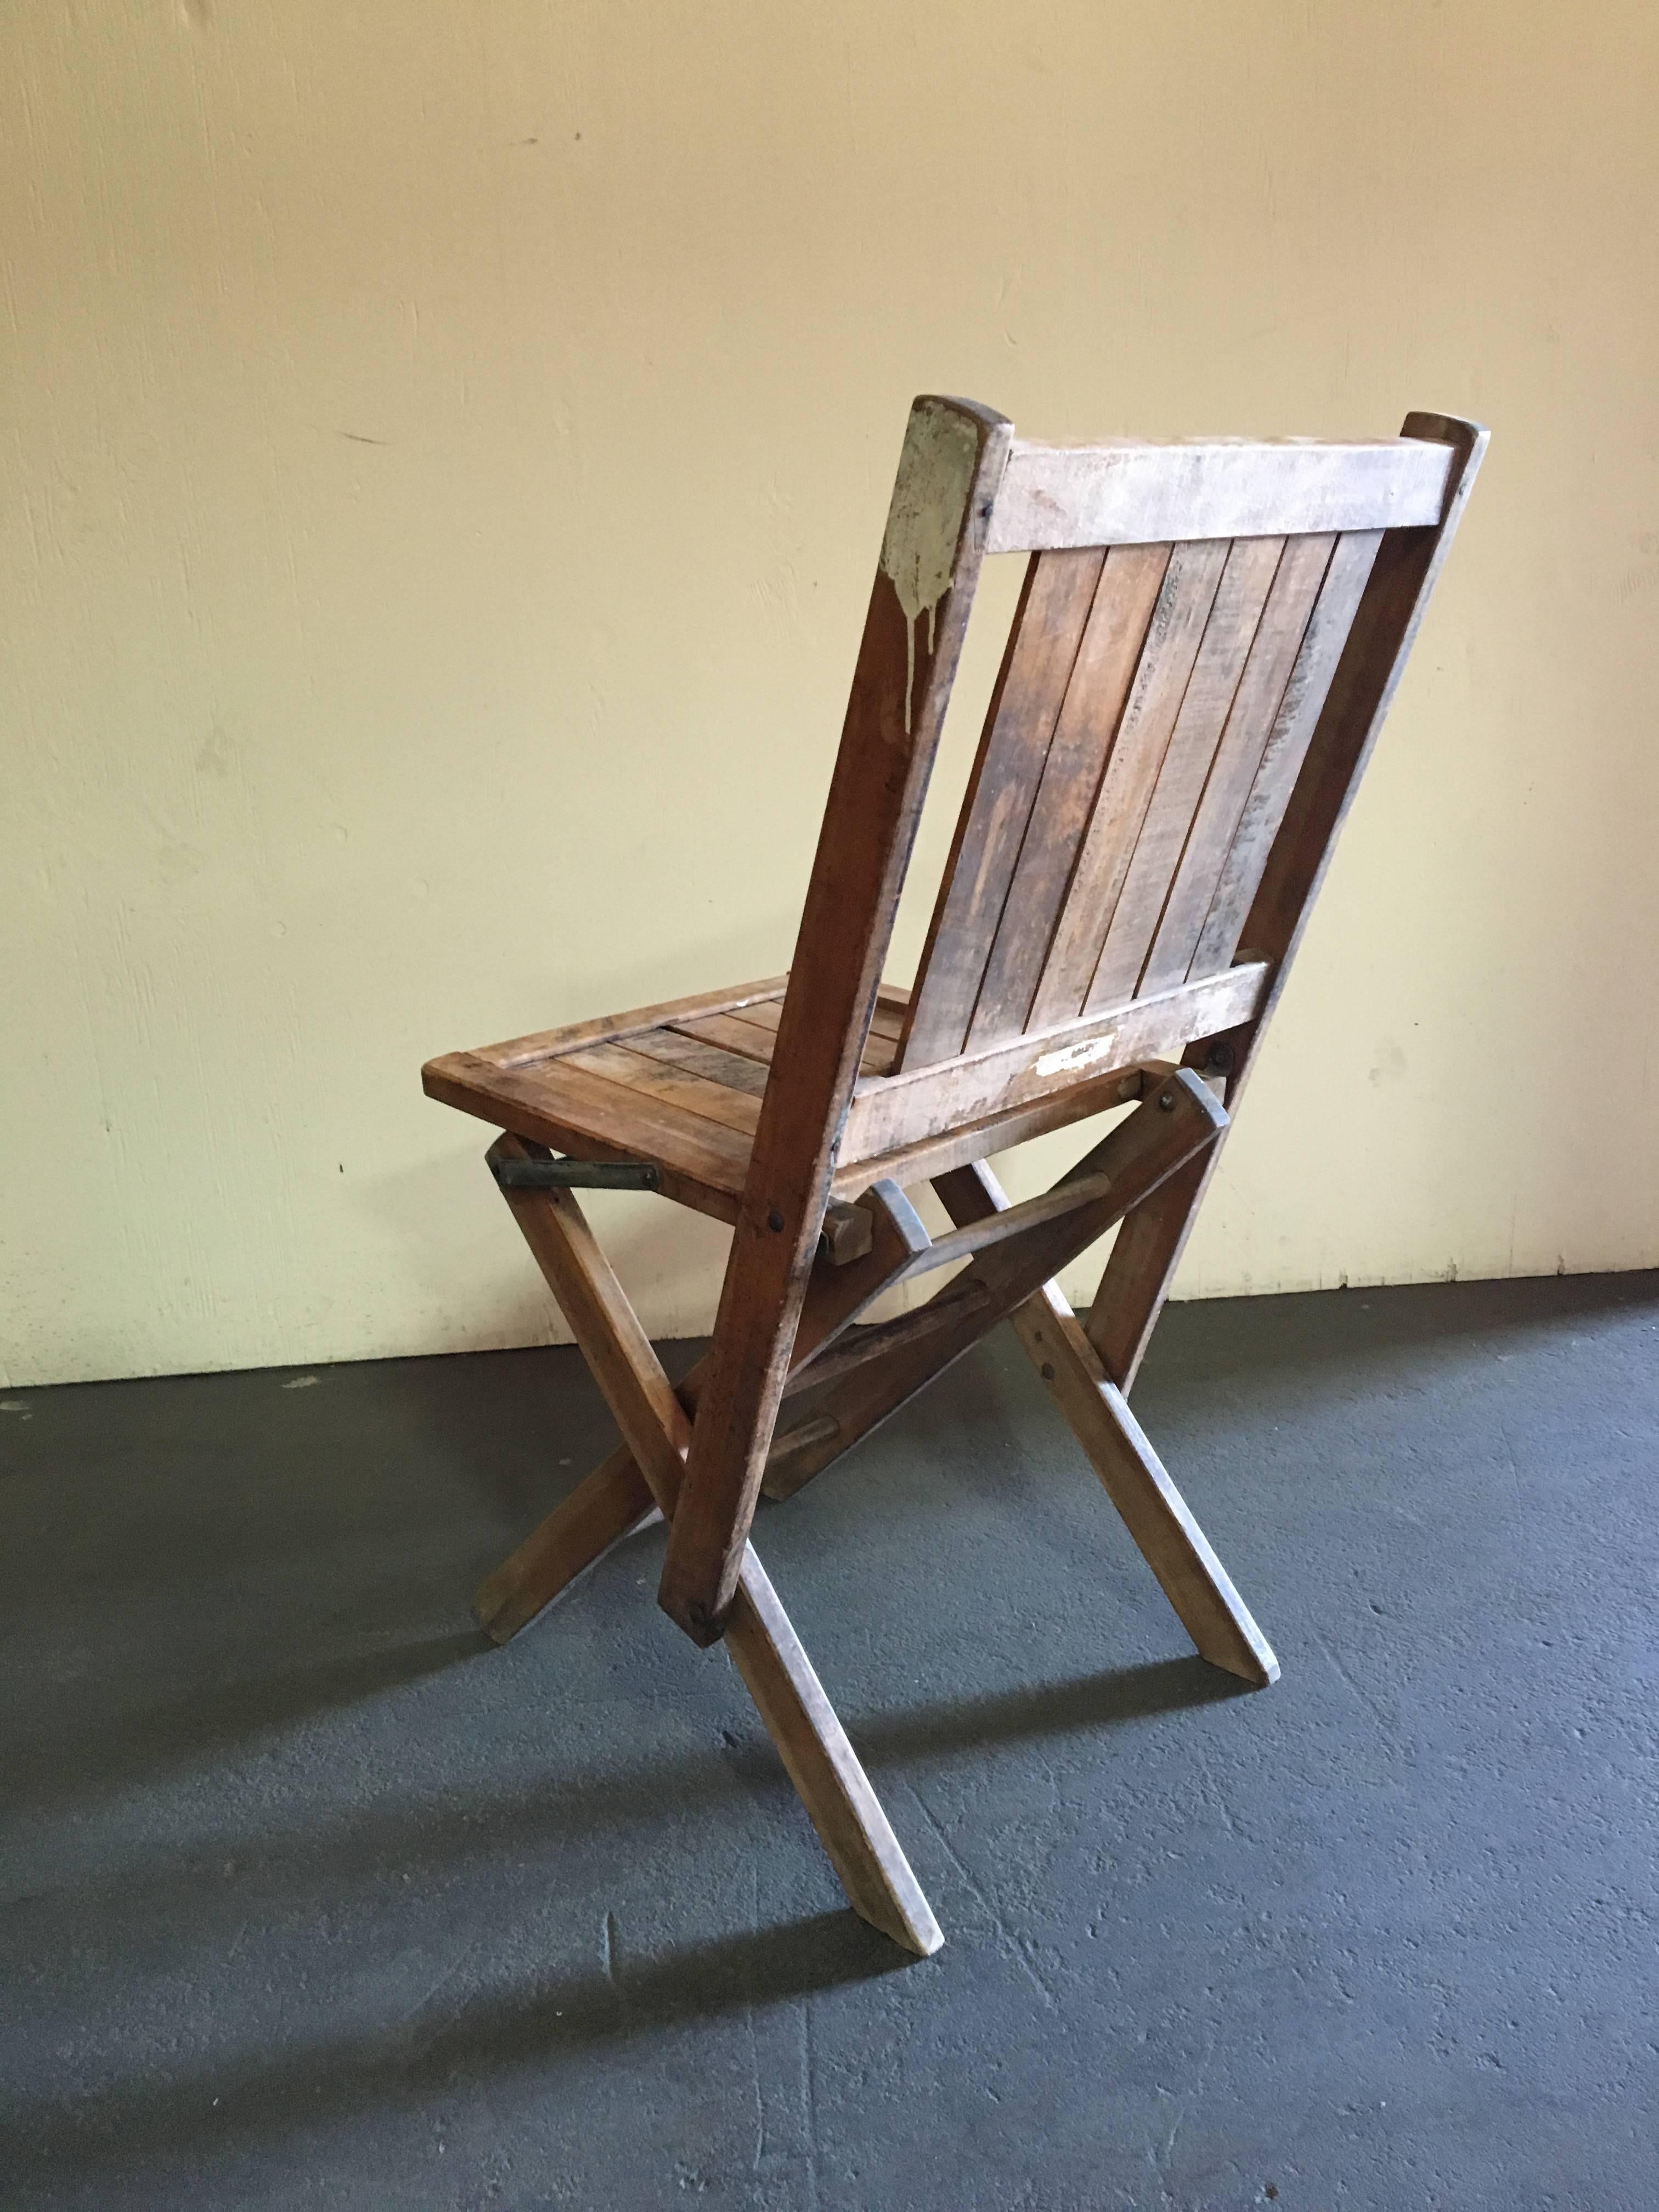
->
[830,406,1482,1176]
[983,433,1458,553]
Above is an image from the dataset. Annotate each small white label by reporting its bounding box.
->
[1035,1030,1120,1078]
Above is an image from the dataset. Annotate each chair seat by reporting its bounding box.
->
[422,976,911,1222]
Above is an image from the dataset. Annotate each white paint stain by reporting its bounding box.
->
[1035,1030,1121,1078]
[879,400,979,731]
[281,1373,318,1390]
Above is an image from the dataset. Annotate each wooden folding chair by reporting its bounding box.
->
[424,396,1486,1955]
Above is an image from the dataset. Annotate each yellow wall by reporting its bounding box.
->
[4,2,1656,1386]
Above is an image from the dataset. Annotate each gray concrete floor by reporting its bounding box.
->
[3,1272,1657,2211]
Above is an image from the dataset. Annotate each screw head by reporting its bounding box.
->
[766,1206,785,1233]
[1158,1089,1177,1111]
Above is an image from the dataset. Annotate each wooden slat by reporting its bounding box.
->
[1086,535,1287,1007]
[962,542,1171,1049]
[467,977,788,1071]
[1027,540,1229,1029]
[562,1041,763,1137]
[986,436,1455,553]
[672,1009,783,1065]
[1187,528,1384,975]
[625,1027,771,1097]
[1139,531,1336,994]
[736,994,898,1075]
[840,962,1268,1165]
[659,396,1014,1644]
[896,548,1107,1066]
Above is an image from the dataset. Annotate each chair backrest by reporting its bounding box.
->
[816,404,1486,1177]
[738,397,1486,1205]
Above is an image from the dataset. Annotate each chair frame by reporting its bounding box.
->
[431,397,1486,1954]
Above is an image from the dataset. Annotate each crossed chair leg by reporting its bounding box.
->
[469,1070,1276,1954]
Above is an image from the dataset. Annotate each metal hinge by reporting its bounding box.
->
[490,1155,662,1192]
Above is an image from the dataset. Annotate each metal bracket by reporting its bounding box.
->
[490,1155,662,1192]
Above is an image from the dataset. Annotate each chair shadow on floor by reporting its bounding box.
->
[9,1626,489,1822]
[2,1911,904,2192]
[854,1651,1250,1767]
[4,1654,1238,2191]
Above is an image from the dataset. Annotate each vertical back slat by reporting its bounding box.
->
[1187,528,1384,976]
[961,543,1172,1051]
[896,548,1107,1067]
[1026,538,1229,1031]
[1137,531,1336,995]
[1085,534,1288,1009]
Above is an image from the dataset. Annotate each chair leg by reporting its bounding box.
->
[483,1135,942,1955]
[475,1182,929,1643]
[1085,1146,1214,1391]
[473,1443,657,1644]
[937,1161,1278,1688]
[724,1546,941,1955]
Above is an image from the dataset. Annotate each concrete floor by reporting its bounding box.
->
[3,1272,1657,2211]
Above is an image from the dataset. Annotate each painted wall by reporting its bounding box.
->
[4,1,1656,1386]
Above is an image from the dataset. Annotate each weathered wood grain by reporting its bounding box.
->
[1028,539,1229,1029]
[898,548,1107,1066]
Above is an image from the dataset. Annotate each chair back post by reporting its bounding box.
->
[658,396,1013,1643]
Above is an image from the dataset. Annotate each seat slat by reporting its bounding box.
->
[1027,539,1229,1030]
[674,1002,898,1078]
[473,977,788,1071]
[739,995,899,1076]
[562,1042,763,1137]
[1086,534,1287,1008]
[1138,531,1336,995]
[673,1010,785,1064]
[625,1028,771,1097]
[962,542,1171,1052]
[897,548,1107,1066]
[1189,528,1384,975]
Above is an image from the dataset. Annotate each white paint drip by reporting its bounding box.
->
[879,400,980,731]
